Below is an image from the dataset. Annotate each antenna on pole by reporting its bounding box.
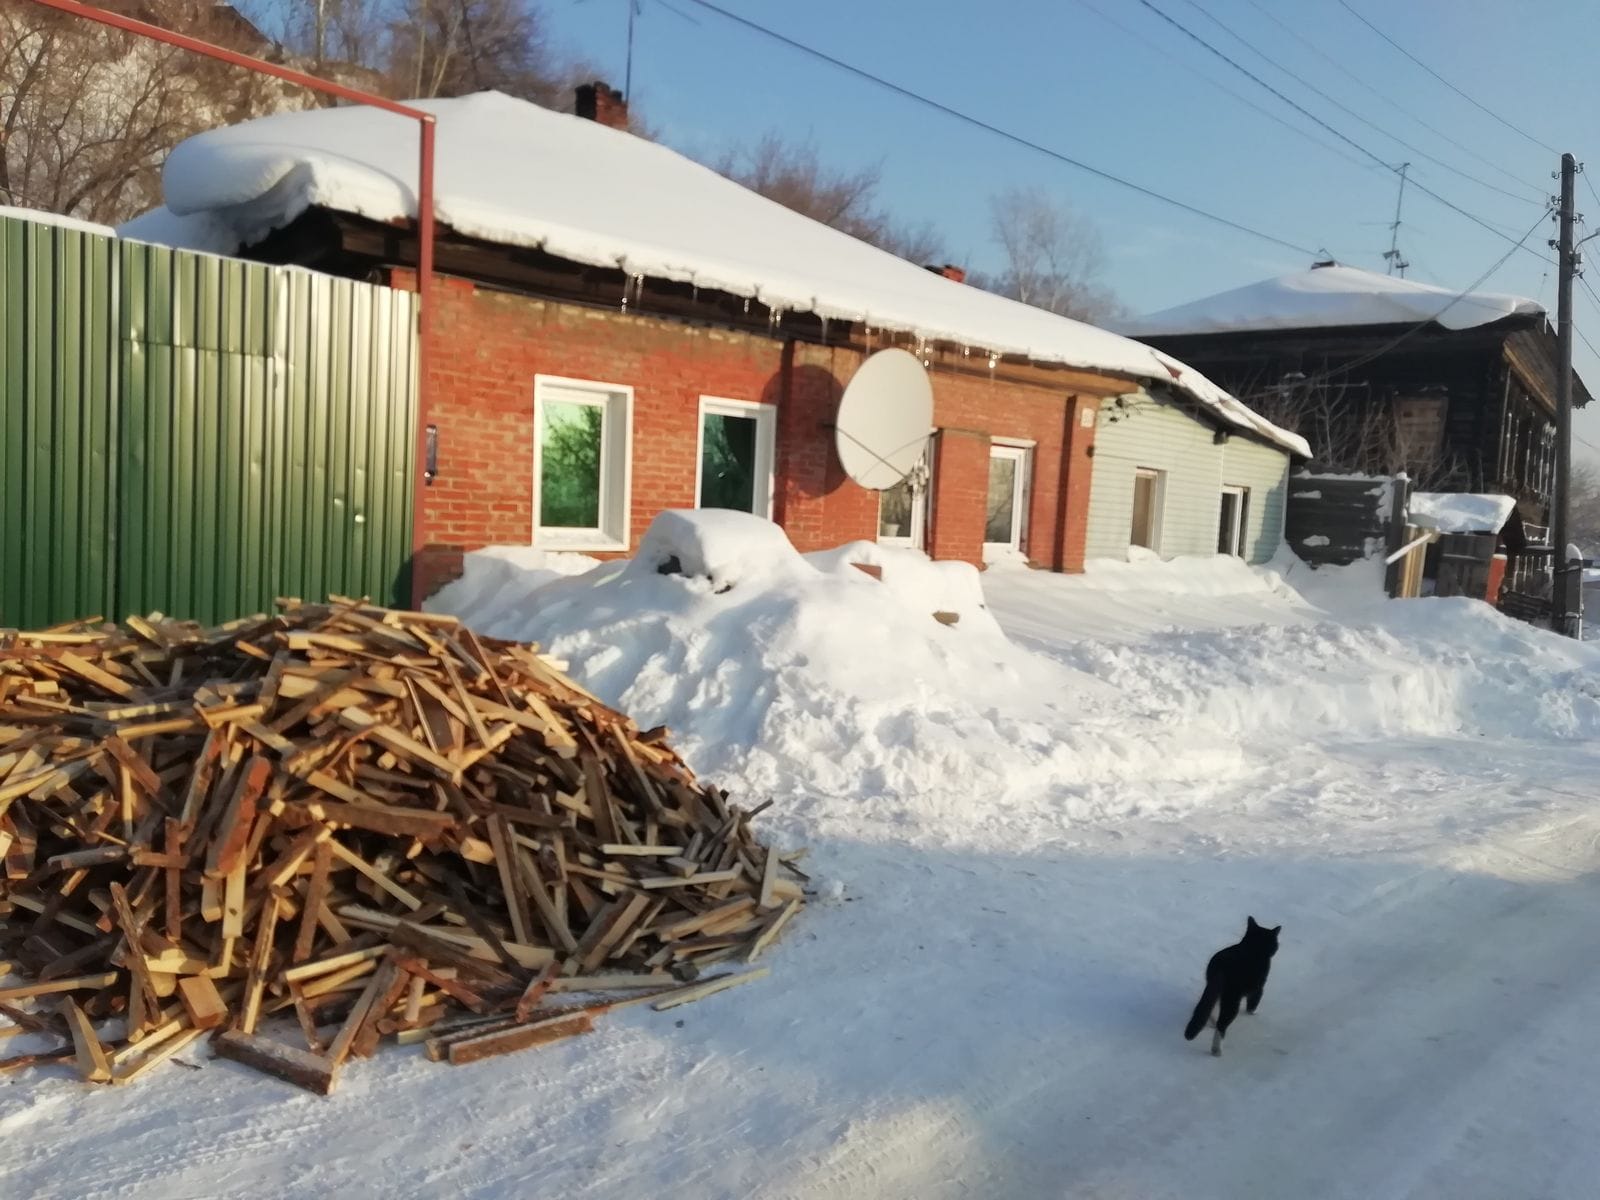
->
[1383,163,1411,277]
[624,0,638,100]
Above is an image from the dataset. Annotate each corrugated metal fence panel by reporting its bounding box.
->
[274,269,417,615]
[0,215,119,628]
[0,214,416,628]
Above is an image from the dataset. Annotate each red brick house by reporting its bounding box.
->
[123,86,1303,601]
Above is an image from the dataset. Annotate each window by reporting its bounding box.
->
[533,376,632,550]
[985,443,1031,555]
[878,440,934,548]
[1218,485,1250,556]
[1131,468,1165,551]
[697,398,776,518]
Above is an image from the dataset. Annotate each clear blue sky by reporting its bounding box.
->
[546,0,1600,464]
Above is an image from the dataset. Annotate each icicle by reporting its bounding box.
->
[744,297,752,315]
[820,315,830,343]
[987,352,999,372]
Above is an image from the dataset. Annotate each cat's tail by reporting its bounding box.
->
[1184,982,1218,1041]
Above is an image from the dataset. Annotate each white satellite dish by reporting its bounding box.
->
[834,348,935,491]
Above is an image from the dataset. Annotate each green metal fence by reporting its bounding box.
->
[1,213,417,628]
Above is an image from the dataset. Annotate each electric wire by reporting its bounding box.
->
[677,0,1322,257]
[1238,0,1546,200]
[1073,0,1375,175]
[1333,0,1561,156]
[1136,0,1554,265]
[1176,0,1543,206]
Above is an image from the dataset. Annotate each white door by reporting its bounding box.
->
[985,444,1030,556]
[1131,467,1165,552]
[1218,485,1249,556]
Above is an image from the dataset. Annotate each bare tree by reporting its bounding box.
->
[714,133,946,265]
[1569,463,1600,556]
[0,0,284,223]
[384,0,561,102]
[1239,373,1471,489]
[971,185,1121,323]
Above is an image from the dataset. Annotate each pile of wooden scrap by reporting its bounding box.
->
[0,599,803,1093]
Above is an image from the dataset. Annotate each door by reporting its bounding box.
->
[985,444,1030,556]
[1218,485,1249,556]
[1131,468,1165,551]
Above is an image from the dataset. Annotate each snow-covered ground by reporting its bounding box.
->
[6,518,1600,1199]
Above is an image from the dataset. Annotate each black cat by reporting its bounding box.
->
[1183,916,1281,1057]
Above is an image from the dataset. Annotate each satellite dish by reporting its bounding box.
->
[834,348,935,491]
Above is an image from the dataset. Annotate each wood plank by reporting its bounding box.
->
[650,968,770,1012]
[293,840,333,964]
[204,756,272,879]
[212,1029,337,1096]
[60,997,111,1083]
[444,1011,594,1066]
[236,893,281,1034]
[177,975,228,1031]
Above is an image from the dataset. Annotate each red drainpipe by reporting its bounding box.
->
[25,0,438,604]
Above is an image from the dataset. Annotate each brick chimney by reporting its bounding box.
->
[575,82,629,131]
[925,263,966,284]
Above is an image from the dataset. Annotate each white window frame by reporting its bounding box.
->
[984,441,1033,557]
[1131,467,1166,553]
[1219,484,1249,557]
[694,396,776,519]
[878,437,935,549]
[532,374,634,552]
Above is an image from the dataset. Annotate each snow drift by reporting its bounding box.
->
[428,514,1600,850]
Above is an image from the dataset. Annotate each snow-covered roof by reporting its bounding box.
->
[1120,263,1544,339]
[1407,492,1518,534]
[0,204,115,238]
[118,92,1307,456]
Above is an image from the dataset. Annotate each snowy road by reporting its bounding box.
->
[5,555,1600,1199]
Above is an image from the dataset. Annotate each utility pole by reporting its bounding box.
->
[1552,152,1580,637]
[1384,163,1411,277]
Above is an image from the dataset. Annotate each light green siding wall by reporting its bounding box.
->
[1085,390,1289,565]
[1221,436,1290,563]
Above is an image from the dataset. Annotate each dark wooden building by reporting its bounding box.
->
[1124,264,1591,543]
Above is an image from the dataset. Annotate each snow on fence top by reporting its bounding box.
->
[117,91,1307,457]
[1119,263,1543,338]
[0,204,115,238]
[1407,492,1517,534]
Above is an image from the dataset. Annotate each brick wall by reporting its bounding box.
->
[401,272,1115,598]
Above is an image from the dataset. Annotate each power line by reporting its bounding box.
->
[1072,0,1376,176]
[1175,0,1543,206]
[676,0,1321,257]
[1238,0,1546,200]
[1136,0,1554,265]
[1584,164,1600,227]
[1334,0,1560,156]
[1285,210,1550,391]
[1573,275,1600,363]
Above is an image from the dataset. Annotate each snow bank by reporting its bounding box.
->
[632,508,806,590]
[122,91,1305,456]
[1121,262,1542,337]
[426,514,1600,852]
[1408,491,1517,534]
[424,546,604,633]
